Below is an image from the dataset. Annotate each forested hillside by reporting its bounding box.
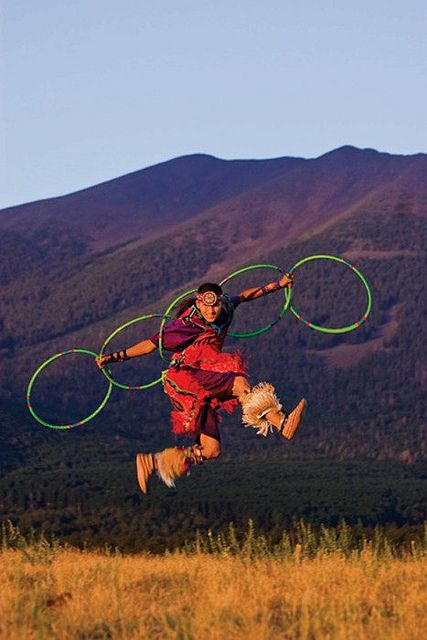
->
[1,209,425,457]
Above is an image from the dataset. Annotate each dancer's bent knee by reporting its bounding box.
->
[232,375,251,399]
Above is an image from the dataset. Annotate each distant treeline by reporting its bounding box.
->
[1,457,425,553]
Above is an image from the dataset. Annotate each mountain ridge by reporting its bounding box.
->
[1,147,425,254]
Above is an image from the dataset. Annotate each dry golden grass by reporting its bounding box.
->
[0,546,426,640]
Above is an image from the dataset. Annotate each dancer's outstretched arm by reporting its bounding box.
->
[238,273,294,303]
[96,339,156,369]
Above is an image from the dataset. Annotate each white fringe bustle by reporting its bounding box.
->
[240,382,283,437]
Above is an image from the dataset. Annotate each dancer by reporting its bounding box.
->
[96,274,306,493]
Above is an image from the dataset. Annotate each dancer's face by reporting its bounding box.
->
[196,298,222,323]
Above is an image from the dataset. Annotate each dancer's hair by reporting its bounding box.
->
[175,282,223,318]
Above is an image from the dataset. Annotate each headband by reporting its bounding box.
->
[196,291,222,306]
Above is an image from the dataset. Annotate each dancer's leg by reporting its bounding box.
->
[136,443,204,493]
[232,375,306,438]
[232,376,286,429]
[199,433,221,459]
[136,405,222,494]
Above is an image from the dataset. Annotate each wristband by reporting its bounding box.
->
[105,349,130,363]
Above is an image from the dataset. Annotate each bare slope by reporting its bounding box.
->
[0,147,425,277]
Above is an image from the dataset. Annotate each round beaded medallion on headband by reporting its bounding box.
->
[196,291,222,306]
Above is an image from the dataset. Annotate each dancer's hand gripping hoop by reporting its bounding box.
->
[219,264,292,338]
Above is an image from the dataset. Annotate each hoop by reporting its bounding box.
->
[288,254,372,333]
[26,348,112,429]
[99,313,169,389]
[220,264,292,338]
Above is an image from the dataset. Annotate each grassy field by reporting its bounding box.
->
[1,532,426,640]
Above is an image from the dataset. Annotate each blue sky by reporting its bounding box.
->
[1,0,426,209]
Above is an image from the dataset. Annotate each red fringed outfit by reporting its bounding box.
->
[149,296,245,441]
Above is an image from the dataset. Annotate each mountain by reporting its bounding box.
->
[0,146,425,347]
[0,144,426,397]
[1,145,426,546]
[1,146,425,268]
[0,145,426,442]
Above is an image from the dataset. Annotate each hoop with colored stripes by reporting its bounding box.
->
[288,254,372,333]
[99,313,168,389]
[220,263,292,338]
[26,349,112,429]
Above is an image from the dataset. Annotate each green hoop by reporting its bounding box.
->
[288,254,372,333]
[220,263,292,338]
[26,348,113,429]
[99,313,168,389]
[158,289,197,361]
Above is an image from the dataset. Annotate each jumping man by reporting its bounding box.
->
[96,274,306,493]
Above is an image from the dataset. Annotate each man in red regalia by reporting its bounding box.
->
[97,275,306,493]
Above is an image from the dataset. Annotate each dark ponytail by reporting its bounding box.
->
[175,296,197,318]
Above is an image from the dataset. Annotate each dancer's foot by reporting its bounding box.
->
[279,398,307,440]
[136,453,155,494]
